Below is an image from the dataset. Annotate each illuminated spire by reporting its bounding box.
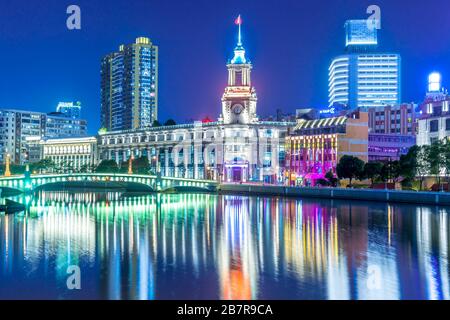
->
[236,15,242,46]
[231,15,247,64]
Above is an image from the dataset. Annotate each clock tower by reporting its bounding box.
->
[221,16,258,125]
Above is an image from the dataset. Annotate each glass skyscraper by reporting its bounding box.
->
[329,20,401,109]
[101,37,158,131]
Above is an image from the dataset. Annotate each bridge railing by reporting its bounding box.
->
[0,173,218,191]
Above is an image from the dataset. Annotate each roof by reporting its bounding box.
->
[293,116,348,131]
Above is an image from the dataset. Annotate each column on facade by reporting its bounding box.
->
[249,130,255,181]
[193,143,201,180]
[164,147,169,177]
[203,146,209,180]
[183,143,189,179]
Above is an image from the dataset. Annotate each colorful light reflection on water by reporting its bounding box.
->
[0,191,449,300]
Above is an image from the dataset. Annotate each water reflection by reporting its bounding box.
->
[0,191,449,300]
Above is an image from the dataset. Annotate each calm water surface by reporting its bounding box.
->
[0,191,449,300]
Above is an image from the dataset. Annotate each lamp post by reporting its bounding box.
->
[128,154,134,175]
[4,154,11,177]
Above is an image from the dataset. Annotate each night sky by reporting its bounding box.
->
[1,0,450,134]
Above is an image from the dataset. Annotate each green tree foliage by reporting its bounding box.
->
[164,119,177,126]
[10,164,26,175]
[118,157,150,174]
[364,162,383,185]
[336,155,365,186]
[152,120,162,127]
[133,156,150,175]
[95,160,119,173]
[325,170,338,187]
[441,139,450,185]
[316,178,330,187]
[381,161,401,183]
[30,158,56,174]
[426,140,444,188]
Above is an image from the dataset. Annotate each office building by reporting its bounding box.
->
[45,113,87,138]
[57,102,82,119]
[1,104,87,164]
[0,109,45,164]
[101,37,159,131]
[368,133,416,162]
[328,20,401,109]
[367,103,418,135]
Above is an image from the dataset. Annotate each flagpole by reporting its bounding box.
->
[238,15,242,46]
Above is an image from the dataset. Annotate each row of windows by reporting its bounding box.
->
[429,118,450,132]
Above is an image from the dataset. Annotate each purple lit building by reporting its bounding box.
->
[368,133,416,162]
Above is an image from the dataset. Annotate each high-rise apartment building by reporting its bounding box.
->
[101,37,159,132]
[329,20,401,109]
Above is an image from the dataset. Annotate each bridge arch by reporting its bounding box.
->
[0,173,218,194]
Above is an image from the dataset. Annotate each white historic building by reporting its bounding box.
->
[98,22,293,183]
[417,73,450,146]
[41,137,99,172]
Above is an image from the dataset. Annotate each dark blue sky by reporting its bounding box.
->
[1,0,450,134]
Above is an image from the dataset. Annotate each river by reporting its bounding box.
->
[0,191,449,300]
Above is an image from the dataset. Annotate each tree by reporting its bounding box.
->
[336,156,365,187]
[10,164,26,175]
[399,146,418,182]
[164,119,177,126]
[152,120,162,127]
[30,158,55,173]
[441,139,450,188]
[364,162,383,185]
[95,160,118,173]
[325,170,338,187]
[426,140,444,190]
[381,161,400,183]
[133,156,150,175]
[118,156,150,174]
[416,146,429,191]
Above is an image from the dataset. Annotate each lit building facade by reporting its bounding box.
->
[367,103,418,135]
[0,105,88,165]
[57,101,82,119]
[40,137,99,172]
[368,133,416,162]
[45,113,87,138]
[417,73,450,146]
[285,111,369,186]
[0,109,45,164]
[101,37,159,132]
[98,20,292,183]
[328,20,401,109]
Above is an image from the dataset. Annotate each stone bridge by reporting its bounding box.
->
[0,173,218,193]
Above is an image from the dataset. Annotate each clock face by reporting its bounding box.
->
[232,104,244,115]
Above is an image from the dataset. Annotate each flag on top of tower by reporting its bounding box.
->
[235,15,242,25]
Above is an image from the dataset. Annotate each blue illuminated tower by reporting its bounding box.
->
[329,20,401,109]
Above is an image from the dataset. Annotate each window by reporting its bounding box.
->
[446,118,450,131]
[430,120,439,132]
